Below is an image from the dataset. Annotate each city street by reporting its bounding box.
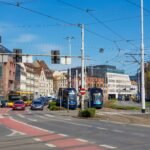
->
[0,107,150,150]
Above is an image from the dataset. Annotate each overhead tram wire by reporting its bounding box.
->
[58,0,140,49]
[126,0,150,13]
[84,28,114,43]
[0,0,116,43]
[0,1,76,25]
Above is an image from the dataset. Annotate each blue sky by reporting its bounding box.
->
[0,0,150,75]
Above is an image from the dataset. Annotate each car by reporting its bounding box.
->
[30,100,44,110]
[0,100,8,108]
[12,100,26,110]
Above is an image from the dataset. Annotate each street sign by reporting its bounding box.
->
[80,88,86,95]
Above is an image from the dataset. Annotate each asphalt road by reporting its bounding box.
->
[0,107,150,150]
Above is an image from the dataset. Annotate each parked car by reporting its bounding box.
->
[0,100,8,108]
[12,100,26,110]
[39,97,49,105]
[30,100,44,110]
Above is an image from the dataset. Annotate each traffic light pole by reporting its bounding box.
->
[81,24,85,110]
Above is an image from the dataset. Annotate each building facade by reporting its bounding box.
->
[107,72,132,99]
[0,45,16,97]
[53,71,68,95]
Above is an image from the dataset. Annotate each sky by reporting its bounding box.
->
[0,0,150,75]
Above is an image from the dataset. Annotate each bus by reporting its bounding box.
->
[57,88,77,109]
[88,88,103,109]
[7,91,33,107]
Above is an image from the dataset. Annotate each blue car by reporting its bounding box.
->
[30,100,44,110]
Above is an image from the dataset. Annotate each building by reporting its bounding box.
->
[71,65,132,99]
[15,63,27,92]
[15,60,54,98]
[107,72,132,99]
[33,60,54,96]
[71,66,105,89]
[0,44,16,97]
[53,71,68,95]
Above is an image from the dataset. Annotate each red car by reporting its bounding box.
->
[12,100,26,110]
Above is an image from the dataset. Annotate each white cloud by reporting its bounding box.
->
[35,43,62,53]
[14,34,38,43]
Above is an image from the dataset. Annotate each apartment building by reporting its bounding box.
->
[0,45,16,97]
[53,71,68,95]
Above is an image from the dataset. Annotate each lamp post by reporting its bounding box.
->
[65,36,74,88]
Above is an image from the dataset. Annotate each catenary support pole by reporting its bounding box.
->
[81,24,85,110]
[140,0,146,113]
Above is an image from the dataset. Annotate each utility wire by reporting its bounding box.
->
[58,0,140,49]
[0,0,116,43]
[0,0,76,25]
[126,0,150,13]
[58,0,125,40]
[84,28,114,42]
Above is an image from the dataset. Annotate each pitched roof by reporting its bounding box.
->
[35,60,53,79]
[24,63,41,74]
[0,45,12,53]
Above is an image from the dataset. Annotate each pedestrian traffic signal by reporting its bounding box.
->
[13,49,22,63]
[51,50,60,64]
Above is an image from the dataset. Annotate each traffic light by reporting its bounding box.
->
[51,50,60,64]
[13,49,22,63]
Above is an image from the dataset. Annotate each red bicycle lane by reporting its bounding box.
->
[0,117,107,150]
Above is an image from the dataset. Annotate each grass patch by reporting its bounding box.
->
[104,100,140,110]
[146,102,150,107]
[78,108,96,118]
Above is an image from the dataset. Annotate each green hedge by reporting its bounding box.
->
[48,101,65,111]
[49,105,61,111]
[78,108,96,118]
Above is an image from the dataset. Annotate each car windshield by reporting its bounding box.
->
[33,101,42,105]
[15,101,24,104]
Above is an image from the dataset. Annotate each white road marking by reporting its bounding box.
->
[64,118,72,121]
[38,115,46,119]
[130,123,150,128]
[112,129,124,133]
[68,122,92,127]
[132,132,145,137]
[100,120,125,125]
[46,144,56,148]
[3,113,9,116]
[100,119,150,128]
[0,115,4,118]
[9,117,50,132]
[27,118,37,122]
[42,117,92,127]
[100,144,116,149]
[96,127,108,130]
[58,133,68,137]
[76,138,88,142]
[34,138,41,141]
[17,114,25,118]
[7,129,26,136]
[7,130,17,137]
[45,114,54,118]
